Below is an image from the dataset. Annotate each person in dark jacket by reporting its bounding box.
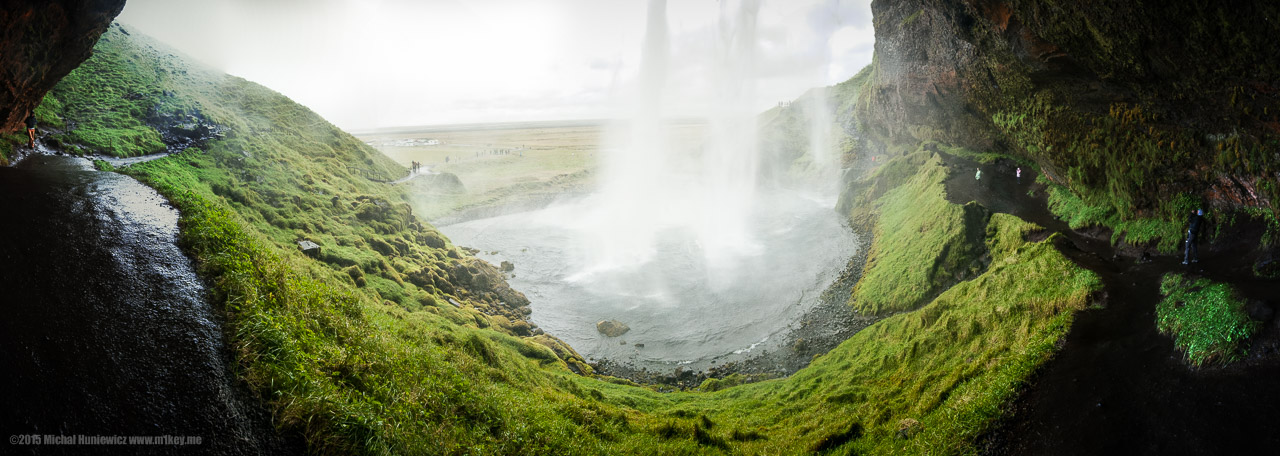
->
[25,112,37,148]
[1183,208,1205,264]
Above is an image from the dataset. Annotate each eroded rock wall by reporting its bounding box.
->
[859,0,1280,215]
[0,0,125,131]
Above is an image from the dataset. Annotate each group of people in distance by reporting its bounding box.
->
[973,164,1205,265]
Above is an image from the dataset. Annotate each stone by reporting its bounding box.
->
[500,260,514,272]
[297,240,320,256]
[0,1,125,132]
[896,418,921,439]
[596,319,630,337]
[1255,251,1280,279]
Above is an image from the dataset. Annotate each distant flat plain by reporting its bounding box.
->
[356,119,706,222]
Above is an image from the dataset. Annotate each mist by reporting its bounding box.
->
[433,0,860,373]
[116,0,875,131]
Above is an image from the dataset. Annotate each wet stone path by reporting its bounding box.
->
[936,153,1280,455]
[0,153,297,455]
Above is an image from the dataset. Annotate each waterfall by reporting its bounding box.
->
[573,0,765,282]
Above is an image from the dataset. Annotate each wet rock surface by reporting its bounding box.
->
[0,1,124,131]
[0,153,299,455]
[596,320,630,337]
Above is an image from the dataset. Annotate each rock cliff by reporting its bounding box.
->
[859,0,1280,217]
[0,0,124,131]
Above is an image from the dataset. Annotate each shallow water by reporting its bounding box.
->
[442,188,857,373]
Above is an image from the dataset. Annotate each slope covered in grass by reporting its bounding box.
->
[849,151,991,314]
[41,23,1103,455]
[665,214,1099,454]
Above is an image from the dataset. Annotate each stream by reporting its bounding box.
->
[0,152,297,455]
[936,154,1280,454]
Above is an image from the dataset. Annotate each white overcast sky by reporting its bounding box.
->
[117,0,874,131]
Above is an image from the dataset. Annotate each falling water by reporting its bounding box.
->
[807,86,833,169]
[581,0,766,281]
[440,0,859,371]
[699,0,762,266]
[582,0,674,275]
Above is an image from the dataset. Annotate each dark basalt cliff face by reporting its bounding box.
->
[0,0,124,131]
[860,0,1280,217]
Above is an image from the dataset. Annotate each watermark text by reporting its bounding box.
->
[10,434,202,446]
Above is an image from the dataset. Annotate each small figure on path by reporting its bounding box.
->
[25,112,37,148]
[975,167,982,180]
[445,156,450,164]
[1183,208,1205,264]
[1016,167,1022,184]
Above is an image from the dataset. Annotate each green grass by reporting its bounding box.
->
[51,23,1108,455]
[1156,274,1259,367]
[1046,182,1196,252]
[850,151,990,314]
[37,26,184,157]
[666,214,1100,454]
[133,167,656,454]
[0,132,28,164]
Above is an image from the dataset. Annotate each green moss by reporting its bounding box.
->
[1156,274,1258,367]
[901,9,924,27]
[92,159,115,172]
[1045,183,1194,252]
[966,2,1280,230]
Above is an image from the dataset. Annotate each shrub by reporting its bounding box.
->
[1156,274,1259,366]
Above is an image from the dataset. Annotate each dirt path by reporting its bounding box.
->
[95,151,173,167]
[0,153,299,455]
[935,154,1280,454]
[390,166,433,184]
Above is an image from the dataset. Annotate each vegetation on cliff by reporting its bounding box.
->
[857,0,1280,250]
[37,23,1106,455]
[848,152,990,314]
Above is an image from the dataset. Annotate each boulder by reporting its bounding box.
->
[297,240,321,256]
[596,319,630,337]
[896,418,921,439]
[0,1,125,132]
[1255,250,1280,279]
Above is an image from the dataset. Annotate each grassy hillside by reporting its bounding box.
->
[41,23,1102,455]
[849,152,991,314]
